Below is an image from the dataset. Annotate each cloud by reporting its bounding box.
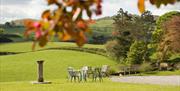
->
[1,0,31,5]
[0,0,48,23]
[0,0,180,23]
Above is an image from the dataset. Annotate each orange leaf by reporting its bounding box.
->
[41,10,51,20]
[61,30,72,41]
[150,0,156,4]
[64,0,78,6]
[76,31,87,47]
[77,20,87,30]
[38,35,48,47]
[47,0,57,5]
[24,19,34,30]
[87,19,96,24]
[138,0,145,13]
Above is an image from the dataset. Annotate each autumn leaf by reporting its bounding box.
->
[138,0,145,13]
[149,0,176,8]
[61,30,72,41]
[47,0,57,5]
[35,30,42,39]
[87,19,96,24]
[150,0,156,4]
[76,20,87,30]
[38,35,48,47]
[76,31,87,47]
[24,20,35,30]
[64,0,78,6]
[42,10,51,20]
[25,0,102,49]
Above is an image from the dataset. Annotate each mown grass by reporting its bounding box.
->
[0,42,179,91]
[0,79,179,91]
[0,50,115,82]
[0,42,104,52]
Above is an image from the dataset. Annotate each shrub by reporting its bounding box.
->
[126,41,146,64]
[139,62,153,72]
[105,40,130,63]
[107,67,117,75]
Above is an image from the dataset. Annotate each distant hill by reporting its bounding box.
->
[90,16,114,28]
[10,18,38,26]
[9,17,114,28]
[1,16,115,36]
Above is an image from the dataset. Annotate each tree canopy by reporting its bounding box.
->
[24,0,179,49]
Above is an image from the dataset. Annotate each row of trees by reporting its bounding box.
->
[106,8,180,66]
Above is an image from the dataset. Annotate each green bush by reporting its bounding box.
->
[108,67,117,75]
[126,41,146,64]
[139,62,153,72]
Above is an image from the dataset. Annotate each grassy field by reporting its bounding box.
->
[0,42,179,91]
[0,50,115,82]
[1,79,179,91]
[0,42,105,52]
[90,18,114,28]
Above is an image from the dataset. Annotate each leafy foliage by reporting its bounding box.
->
[139,62,153,72]
[135,11,155,62]
[151,11,180,62]
[0,28,5,34]
[106,9,155,64]
[157,16,180,62]
[153,11,180,43]
[126,41,146,64]
[105,40,130,63]
[24,0,179,49]
[153,11,180,42]
[24,0,102,49]
[138,0,178,13]
[106,8,134,63]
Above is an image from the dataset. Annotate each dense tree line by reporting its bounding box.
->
[106,8,180,68]
[106,8,155,64]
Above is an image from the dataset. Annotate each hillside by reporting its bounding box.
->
[0,42,105,52]
[90,17,114,28]
[0,42,115,82]
[0,17,114,43]
[10,18,38,26]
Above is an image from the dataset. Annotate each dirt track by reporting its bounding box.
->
[110,76,180,86]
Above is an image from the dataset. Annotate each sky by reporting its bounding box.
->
[0,0,180,24]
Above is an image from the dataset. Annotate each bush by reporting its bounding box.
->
[126,41,146,64]
[107,67,117,75]
[139,62,153,72]
[105,40,129,63]
[174,62,180,70]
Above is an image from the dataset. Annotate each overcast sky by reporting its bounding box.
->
[0,0,180,24]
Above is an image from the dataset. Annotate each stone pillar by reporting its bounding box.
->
[37,60,44,82]
[32,60,51,84]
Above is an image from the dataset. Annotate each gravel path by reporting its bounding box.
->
[110,76,180,86]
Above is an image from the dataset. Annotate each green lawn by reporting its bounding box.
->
[0,50,115,82]
[0,42,104,52]
[0,42,179,91]
[0,79,179,91]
